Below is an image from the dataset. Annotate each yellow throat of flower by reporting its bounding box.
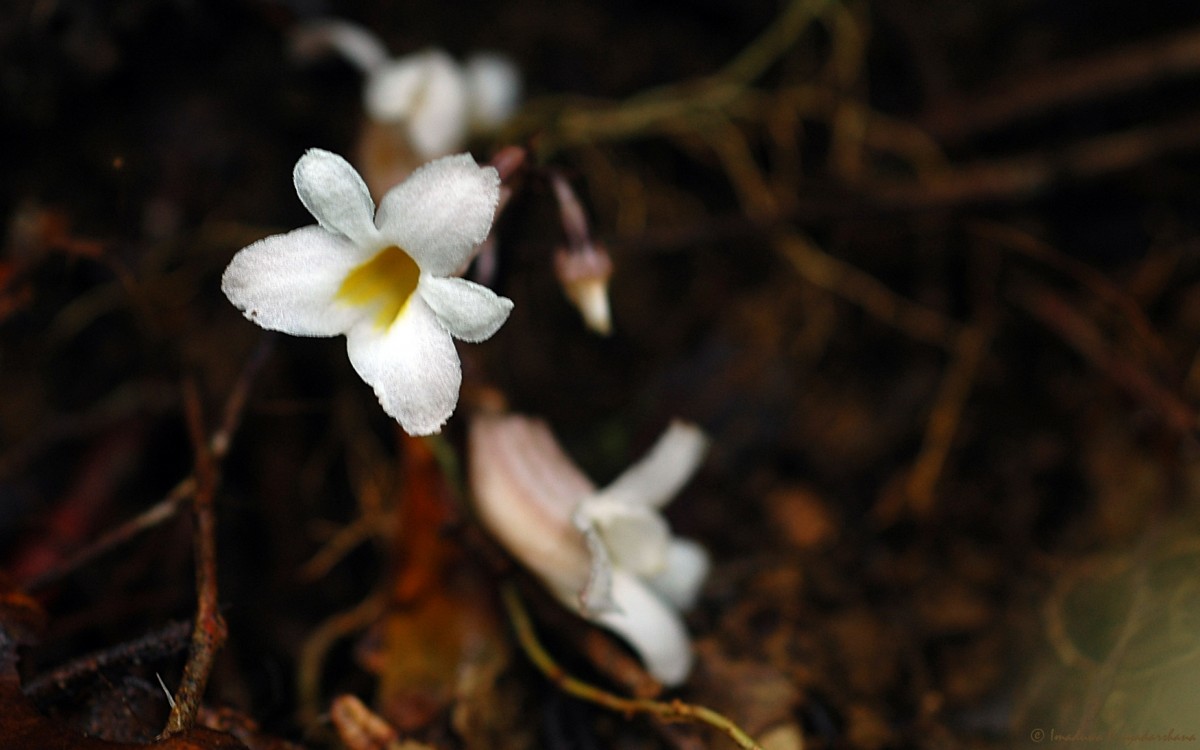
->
[337,245,421,329]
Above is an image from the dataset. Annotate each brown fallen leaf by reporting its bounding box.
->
[356,435,513,741]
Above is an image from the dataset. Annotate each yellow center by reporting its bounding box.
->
[336,245,421,329]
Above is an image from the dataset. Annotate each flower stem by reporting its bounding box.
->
[500,582,764,750]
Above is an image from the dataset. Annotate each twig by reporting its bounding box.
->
[904,323,993,517]
[775,232,962,348]
[687,115,780,219]
[297,515,384,582]
[296,590,389,729]
[1011,282,1198,435]
[22,619,193,700]
[210,335,275,459]
[923,26,1200,142]
[162,379,225,736]
[869,110,1200,210]
[23,337,274,592]
[23,479,194,593]
[510,0,835,155]
[177,336,270,723]
[969,221,1178,380]
[500,582,764,750]
[714,0,836,85]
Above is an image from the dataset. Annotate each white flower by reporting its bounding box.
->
[222,149,513,436]
[292,21,522,160]
[463,53,522,132]
[365,50,521,159]
[469,414,710,685]
[364,49,471,160]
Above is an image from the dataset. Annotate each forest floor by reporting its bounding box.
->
[4,1,1200,748]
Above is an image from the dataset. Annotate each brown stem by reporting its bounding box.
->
[547,169,593,254]
[924,26,1200,142]
[23,337,273,593]
[22,619,193,700]
[870,111,1200,210]
[776,232,962,349]
[163,379,226,736]
[904,323,993,517]
[1011,282,1198,435]
[23,478,194,592]
[970,221,1178,381]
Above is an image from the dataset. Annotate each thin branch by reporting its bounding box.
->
[23,619,193,700]
[904,323,993,517]
[1011,282,1198,436]
[500,582,765,750]
[211,335,275,459]
[296,590,389,729]
[509,0,834,155]
[714,0,836,85]
[776,232,962,348]
[969,221,1178,380]
[869,110,1200,210]
[163,343,267,730]
[923,26,1200,142]
[162,378,225,736]
[22,336,273,593]
[23,478,194,592]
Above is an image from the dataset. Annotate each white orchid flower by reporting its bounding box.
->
[222,149,512,436]
[469,414,710,685]
[292,21,521,160]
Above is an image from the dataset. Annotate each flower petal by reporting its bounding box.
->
[363,56,425,122]
[644,538,710,611]
[576,517,617,614]
[291,20,390,74]
[375,154,499,277]
[464,53,521,131]
[222,225,368,336]
[471,414,596,525]
[592,570,695,686]
[576,496,670,577]
[364,51,469,158]
[469,414,595,606]
[599,421,708,509]
[418,276,513,342]
[405,52,470,158]
[293,149,380,248]
[345,297,461,435]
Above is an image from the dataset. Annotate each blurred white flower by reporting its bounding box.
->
[292,21,522,160]
[222,148,512,435]
[363,49,471,160]
[469,414,710,685]
[464,53,522,132]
